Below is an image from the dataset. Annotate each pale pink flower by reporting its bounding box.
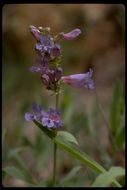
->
[61,69,94,89]
[60,29,81,40]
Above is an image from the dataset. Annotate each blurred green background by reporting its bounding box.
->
[2,4,125,187]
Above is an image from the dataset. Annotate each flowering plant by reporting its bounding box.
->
[24,26,123,187]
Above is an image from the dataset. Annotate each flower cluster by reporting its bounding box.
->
[25,26,94,129]
[25,103,62,129]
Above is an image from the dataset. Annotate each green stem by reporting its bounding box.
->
[53,142,57,187]
[55,93,59,110]
[53,93,59,187]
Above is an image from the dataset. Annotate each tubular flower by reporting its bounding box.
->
[25,103,62,129]
[61,68,94,89]
[59,29,81,40]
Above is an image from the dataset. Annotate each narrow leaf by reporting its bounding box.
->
[109,81,123,138]
[92,166,125,187]
[33,120,121,187]
[3,166,26,182]
[115,126,125,147]
[62,166,81,183]
[54,135,105,173]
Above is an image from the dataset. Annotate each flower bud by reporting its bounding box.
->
[55,67,63,81]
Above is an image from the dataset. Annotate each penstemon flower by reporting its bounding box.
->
[59,28,81,40]
[61,68,94,89]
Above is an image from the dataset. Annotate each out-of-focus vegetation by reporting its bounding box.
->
[2,4,125,187]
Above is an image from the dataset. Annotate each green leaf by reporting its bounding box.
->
[109,81,124,138]
[57,131,78,145]
[7,148,37,184]
[33,120,121,187]
[115,126,125,147]
[62,166,81,184]
[3,166,27,182]
[8,147,29,171]
[54,135,105,173]
[92,166,125,187]
[3,166,36,185]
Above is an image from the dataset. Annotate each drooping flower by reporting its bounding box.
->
[25,103,62,129]
[59,29,81,40]
[61,68,94,89]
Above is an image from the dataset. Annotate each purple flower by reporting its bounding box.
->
[40,35,53,47]
[25,113,35,121]
[41,117,54,128]
[41,68,63,89]
[60,29,81,40]
[25,103,62,129]
[51,44,61,58]
[29,25,40,41]
[29,66,41,73]
[61,68,94,89]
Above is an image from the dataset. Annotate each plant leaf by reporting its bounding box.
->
[54,135,105,173]
[3,166,36,185]
[62,166,81,184]
[57,131,78,145]
[3,166,27,182]
[115,126,125,147]
[33,120,121,187]
[109,81,124,140]
[92,166,125,187]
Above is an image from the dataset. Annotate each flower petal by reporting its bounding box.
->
[29,25,40,41]
[32,102,42,113]
[25,113,35,121]
[51,44,61,57]
[60,29,81,40]
[41,117,54,128]
[29,66,41,73]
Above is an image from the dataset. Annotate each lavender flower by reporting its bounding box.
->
[51,44,61,58]
[59,29,81,40]
[25,103,62,129]
[61,68,94,89]
[29,25,40,41]
[29,25,62,79]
